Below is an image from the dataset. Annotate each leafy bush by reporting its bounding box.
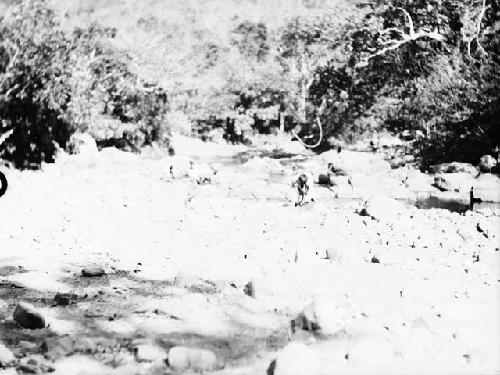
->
[0,1,74,168]
[0,0,171,169]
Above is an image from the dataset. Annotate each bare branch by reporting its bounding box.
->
[395,7,415,37]
[468,0,489,58]
[291,115,323,149]
[356,8,445,68]
[290,97,326,149]
[0,48,19,92]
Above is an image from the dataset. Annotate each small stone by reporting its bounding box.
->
[0,344,15,366]
[243,280,255,298]
[81,266,105,277]
[133,344,164,363]
[271,342,320,375]
[13,303,46,329]
[167,346,217,372]
[53,293,78,306]
[371,256,380,263]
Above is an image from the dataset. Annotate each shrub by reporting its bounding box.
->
[0,0,171,168]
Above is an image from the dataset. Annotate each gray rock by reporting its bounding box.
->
[13,303,46,330]
[243,280,255,298]
[53,293,78,306]
[403,154,415,164]
[390,158,406,169]
[430,162,478,175]
[16,363,40,374]
[81,266,105,277]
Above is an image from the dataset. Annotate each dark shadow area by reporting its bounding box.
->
[1,266,290,372]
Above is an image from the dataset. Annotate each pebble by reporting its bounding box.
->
[270,342,320,375]
[167,346,217,372]
[13,303,46,329]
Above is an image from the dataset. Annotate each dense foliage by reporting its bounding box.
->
[1,0,499,168]
[0,0,170,168]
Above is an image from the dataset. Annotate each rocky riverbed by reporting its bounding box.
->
[0,136,499,374]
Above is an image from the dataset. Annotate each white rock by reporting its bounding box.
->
[292,298,348,336]
[134,344,165,363]
[431,162,478,175]
[474,173,500,202]
[167,346,217,372]
[0,344,15,366]
[273,343,320,375]
[433,173,475,192]
[479,155,497,172]
[361,196,407,221]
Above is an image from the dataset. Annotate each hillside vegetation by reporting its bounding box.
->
[1,0,499,168]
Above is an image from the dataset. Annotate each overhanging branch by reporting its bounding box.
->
[356,8,445,68]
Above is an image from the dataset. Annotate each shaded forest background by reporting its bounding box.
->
[0,0,499,169]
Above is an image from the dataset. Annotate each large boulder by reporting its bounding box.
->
[321,150,390,176]
[474,173,500,202]
[430,162,478,175]
[13,303,46,329]
[167,346,217,372]
[360,196,408,221]
[433,173,475,192]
